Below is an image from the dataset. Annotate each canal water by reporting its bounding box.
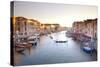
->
[14,31,97,66]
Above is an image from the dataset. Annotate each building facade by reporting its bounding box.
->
[72,18,97,39]
[15,17,27,36]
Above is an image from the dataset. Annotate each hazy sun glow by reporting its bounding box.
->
[36,18,74,27]
[14,1,98,27]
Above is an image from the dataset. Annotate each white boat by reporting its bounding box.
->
[27,35,38,45]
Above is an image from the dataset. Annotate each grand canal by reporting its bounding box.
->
[14,31,97,66]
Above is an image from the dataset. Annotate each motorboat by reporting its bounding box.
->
[82,42,95,53]
[55,40,68,43]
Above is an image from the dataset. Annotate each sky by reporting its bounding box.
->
[13,1,98,27]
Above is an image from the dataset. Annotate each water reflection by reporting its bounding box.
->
[14,31,97,66]
[17,51,25,56]
[26,45,37,55]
